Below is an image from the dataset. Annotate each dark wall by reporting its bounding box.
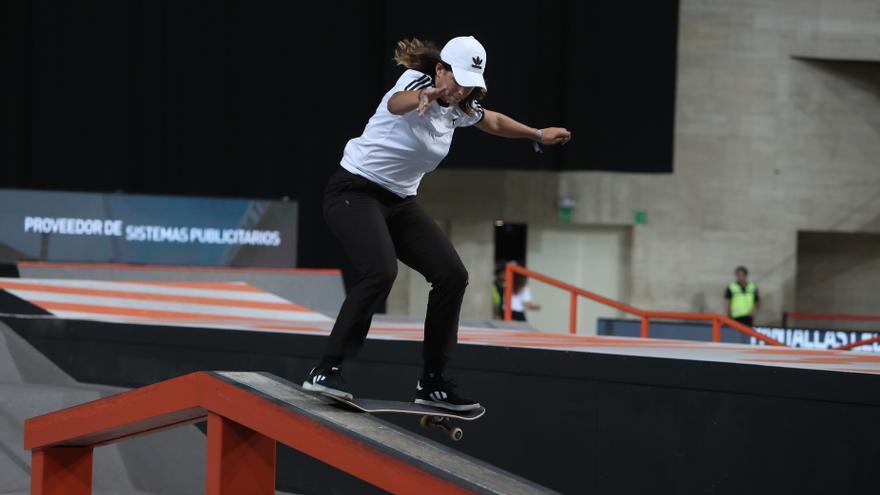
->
[1,0,679,268]
[796,231,880,330]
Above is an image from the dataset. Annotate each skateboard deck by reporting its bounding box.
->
[320,394,485,441]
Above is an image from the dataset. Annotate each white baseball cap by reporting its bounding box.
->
[440,36,487,90]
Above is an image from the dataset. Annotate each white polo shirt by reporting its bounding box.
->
[511,286,533,312]
[340,69,485,197]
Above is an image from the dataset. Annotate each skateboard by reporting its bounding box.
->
[320,394,486,441]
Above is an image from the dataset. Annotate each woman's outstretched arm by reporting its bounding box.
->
[475,109,571,145]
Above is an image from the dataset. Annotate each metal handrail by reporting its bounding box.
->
[503,262,784,346]
[783,311,880,351]
[24,372,481,495]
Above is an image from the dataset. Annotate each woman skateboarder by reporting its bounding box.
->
[304,36,571,411]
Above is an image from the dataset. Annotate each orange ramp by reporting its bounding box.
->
[24,371,556,495]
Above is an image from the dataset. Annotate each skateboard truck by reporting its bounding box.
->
[420,415,464,441]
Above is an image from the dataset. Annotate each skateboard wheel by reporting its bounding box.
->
[420,415,431,429]
[449,427,463,441]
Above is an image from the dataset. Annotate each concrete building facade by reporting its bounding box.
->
[388,0,880,332]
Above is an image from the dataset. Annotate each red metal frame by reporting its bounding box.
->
[24,372,478,495]
[205,413,276,495]
[834,335,880,351]
[504,263,784,346]
[31,446,93,495]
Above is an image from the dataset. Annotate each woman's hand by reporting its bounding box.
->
[539,127,572,145]
[418,87,447,116]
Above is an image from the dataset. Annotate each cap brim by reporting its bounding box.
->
[450,66,486,90]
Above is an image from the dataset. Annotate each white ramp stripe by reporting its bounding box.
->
[9,278,284,302]
[8,289,332,322]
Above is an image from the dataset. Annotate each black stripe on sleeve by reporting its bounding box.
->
[412,80,433,91]
[405,75,430,91]
[471,100,485,124]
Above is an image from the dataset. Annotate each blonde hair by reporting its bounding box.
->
[393,38,486,115]
[394,38,442,74]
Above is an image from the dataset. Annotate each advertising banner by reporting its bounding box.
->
[0,189,297,267]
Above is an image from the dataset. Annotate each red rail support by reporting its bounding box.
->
[569,292,578,334]
[31,446,93,495]
[835,335,880,351]
[205,413,276,495]
[504,263,784,346]
[504,266,514,322]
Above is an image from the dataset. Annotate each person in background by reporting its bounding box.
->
[725,266,759,327]
[491,263,506,319]
[510,273,541,321]
[491,263,541,321]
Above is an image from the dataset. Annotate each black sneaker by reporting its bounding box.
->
[302,366,353,400]
[414,374,481,412]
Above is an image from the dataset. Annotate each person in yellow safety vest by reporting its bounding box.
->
[491,265,506,319]
[724,266,760,327]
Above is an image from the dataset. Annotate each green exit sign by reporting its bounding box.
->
[634,210,648,225]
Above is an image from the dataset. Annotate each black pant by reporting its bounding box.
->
[733,316,754,327]
[321,169,468,372]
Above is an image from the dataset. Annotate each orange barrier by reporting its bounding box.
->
[834,335,880,351]
[503,263,784,346]
[784,311,880,351]
[24,372,483,495]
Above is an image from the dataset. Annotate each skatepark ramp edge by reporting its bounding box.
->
[23,371,557,495]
